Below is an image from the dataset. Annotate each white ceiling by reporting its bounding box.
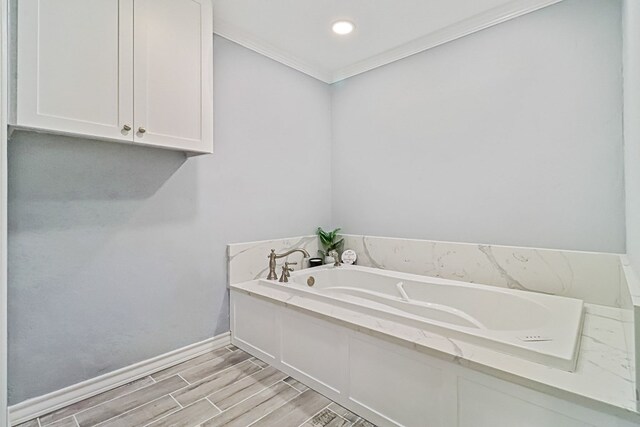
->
[212,0,561,83]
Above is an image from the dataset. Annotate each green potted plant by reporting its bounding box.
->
[316,227,344,264]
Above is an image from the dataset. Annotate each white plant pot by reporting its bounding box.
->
[325,256,335,265]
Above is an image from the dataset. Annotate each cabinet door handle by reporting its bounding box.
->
[138,127,146,134]
[122,124,132,132]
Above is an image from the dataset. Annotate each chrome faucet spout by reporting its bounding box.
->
[274,248,310,259]
[266,248,310,280]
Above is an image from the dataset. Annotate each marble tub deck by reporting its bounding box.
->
[16,346,377,427]
[232,280,639,424]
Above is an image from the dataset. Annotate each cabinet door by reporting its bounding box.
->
[16,0,134,141]
[133,0,213,153]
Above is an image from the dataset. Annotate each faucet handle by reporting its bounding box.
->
[279,262,295,283]
[284,261,296,278]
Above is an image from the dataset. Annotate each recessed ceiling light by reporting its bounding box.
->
[332,20,355,35]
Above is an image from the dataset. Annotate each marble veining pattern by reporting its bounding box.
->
[344,234,624,307]
[227,233,639,416]
[231,279,640,423]
[228,236,319,285]
[228,234,629,307]
[620,259,640,401]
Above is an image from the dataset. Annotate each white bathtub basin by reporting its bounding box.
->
[258,265,584,371]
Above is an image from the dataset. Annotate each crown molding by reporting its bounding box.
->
[213,18,333,83]
[331,0,563,83]
[214,0,564,85]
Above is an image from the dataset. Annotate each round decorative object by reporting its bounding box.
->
[341,249,357,265]
[308,258,323,268]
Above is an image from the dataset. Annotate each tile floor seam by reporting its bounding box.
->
[247,359,266,370]
[21,351,252,427]
[205,397,223,414]
[169,394,183,409]
[69,386,156,425]
[334,409,356,426]
[327,404,361,426]
[29,349,376,427]
[88,393,181,427]
[281,379,304,393]
[352,417,370,427]
[244,388,308,427]
[39,378,158,427]
[192,398,223,426]
[137,401,184,427]
[176,360,266,407]
[150,349,236,382]
[207,372,291,413]
[187,362,256,388]
[140,409,172,427]
[284,378,309,393]
[331,409,354,426]
[140,397,212,427]
[178,354,254,384]
[85,378,194,427]
[177,373,190,385]
[295,402,334,427]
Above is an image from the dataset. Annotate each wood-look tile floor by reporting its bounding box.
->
[17,346,377,427]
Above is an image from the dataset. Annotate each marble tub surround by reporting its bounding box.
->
[228,233,627,306]
[231,279,640,424]
[620,258,640,404]
[227,235,319,285]
[342,234,625,307]
[621,257,640,311]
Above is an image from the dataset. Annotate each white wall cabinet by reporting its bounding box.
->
[15,0,213,154]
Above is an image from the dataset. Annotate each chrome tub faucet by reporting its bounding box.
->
[267,248,310,280]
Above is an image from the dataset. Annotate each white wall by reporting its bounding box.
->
[7,36,332,404]
[624,0,640,271]
[331,0,624,252]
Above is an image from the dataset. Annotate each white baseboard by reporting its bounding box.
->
[9,332,231,426]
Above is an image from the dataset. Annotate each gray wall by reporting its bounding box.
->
[331,0,624,253]
[8,36,332,403]
[624,0,640,271]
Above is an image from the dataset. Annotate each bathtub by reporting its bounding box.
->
[258,264,584,371]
